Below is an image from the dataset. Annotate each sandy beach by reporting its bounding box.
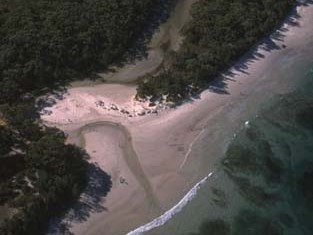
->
[42,1,313,235]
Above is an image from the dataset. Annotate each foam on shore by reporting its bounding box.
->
[127,172,214,235]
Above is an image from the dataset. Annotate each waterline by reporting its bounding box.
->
[127,172,214,235]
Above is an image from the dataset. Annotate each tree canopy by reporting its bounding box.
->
[0,0,156,233]
[0,0,296,233]
[137,0,295,102]
[0,0,154,103]
[0,103,89,234]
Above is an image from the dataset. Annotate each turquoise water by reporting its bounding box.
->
[146,63,313,234]
[220,77,313,235]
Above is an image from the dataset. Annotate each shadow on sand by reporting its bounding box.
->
[47,163,112,235]
[37,1,313,110]
[197,0,313,97]
[36,0,177,113]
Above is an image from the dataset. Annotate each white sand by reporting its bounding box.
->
[42,2,313,235]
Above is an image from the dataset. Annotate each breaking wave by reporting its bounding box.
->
[127,172,214,235]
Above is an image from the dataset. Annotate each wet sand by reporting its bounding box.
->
[42,2,313,235]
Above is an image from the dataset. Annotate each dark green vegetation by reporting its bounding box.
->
[189,77,313,235]
[0,0,155,103]
[137,0,294,102]
[0,103,89,234]
[0,0,159,234]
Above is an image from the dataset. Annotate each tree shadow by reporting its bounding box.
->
[36,87,68,116]
[96,0,177,74]
[128,0,177,59]
[37,0,177,104]
[47,163,112,235]
[68,164,112,222]
[205,0,312,96]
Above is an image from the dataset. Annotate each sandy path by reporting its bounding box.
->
[42,2,313,235]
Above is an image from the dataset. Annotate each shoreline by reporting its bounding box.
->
[42,2,313,235]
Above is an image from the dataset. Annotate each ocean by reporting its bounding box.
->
[142,61,313,234]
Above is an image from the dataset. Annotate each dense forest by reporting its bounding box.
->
[137,0,295,102]
[0,0,155,103]
[0,0,155,234]
[0,103,88,234]
[0,0,297,233]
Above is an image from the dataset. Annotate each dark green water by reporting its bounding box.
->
[188,73,313,235]
[145,66,313,235]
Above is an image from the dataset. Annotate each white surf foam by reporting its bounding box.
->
[127,172,214,235]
